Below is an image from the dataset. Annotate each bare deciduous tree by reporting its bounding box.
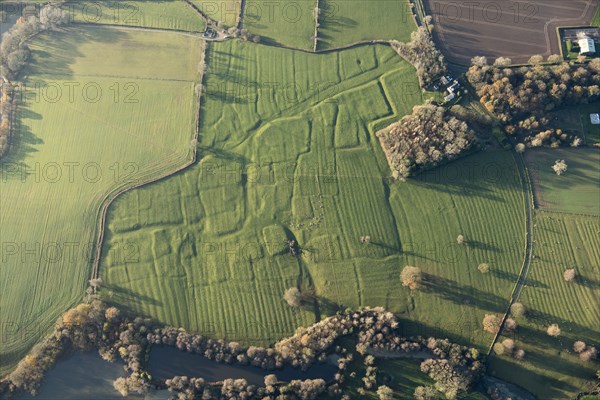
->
[283,287,302,308]
[574,341,587,353]
[563,268,576,282]
[510,302,526,317]
[504,318,517,331]
[400,266,422,290]
[482,314,502,334]
[552,160,568,176]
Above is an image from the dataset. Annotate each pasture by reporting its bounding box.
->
[0,25,202,374]
[68,0,206,31]
[317,0,416,50]
[100,39,526,355]
[5,0,206,31]
[526,148,600,215]
[243,0,315,49]
[489,211,600,399]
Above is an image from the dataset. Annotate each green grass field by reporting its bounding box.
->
[190,0,241,27]
[578,103,600,145]
[317,0,416,49]
[526,148,600,215]
[0,25,203,375]
[68,0,206,31]
[489,211,600,399]
[593,6,600,27]
[244,0,315,49]
[100,39,526,356]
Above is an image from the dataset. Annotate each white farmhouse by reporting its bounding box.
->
[578,36,596,55]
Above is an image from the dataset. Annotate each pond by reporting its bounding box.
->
[147,346,337,386]
[16,352,167,400]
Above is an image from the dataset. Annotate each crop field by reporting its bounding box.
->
[489,211,600,399]
[243,0,315,49]
[68,0,206,31]
[317,0,416,50]
[100,39,526,354]
[5,0,206,31]
[526,148,600,215]
[422,0,600,64]
[0,26,202,374]
[190,0,241,27]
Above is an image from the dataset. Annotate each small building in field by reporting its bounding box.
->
[578,36,596,55]
[591,113,600,125]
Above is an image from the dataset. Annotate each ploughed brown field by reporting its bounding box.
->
[422,0,599,64]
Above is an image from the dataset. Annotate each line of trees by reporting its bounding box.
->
[1,300,485,399]
[0,4,69,81]
[391,27,447,88]
[377,103,476,180]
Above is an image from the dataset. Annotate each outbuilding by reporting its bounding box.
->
[591,113,600,125]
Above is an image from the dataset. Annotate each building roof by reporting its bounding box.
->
[444,93,456,102]
[591,113,600,125]
[578,37,595,54]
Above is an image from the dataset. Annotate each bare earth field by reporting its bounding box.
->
[422,0,600,64]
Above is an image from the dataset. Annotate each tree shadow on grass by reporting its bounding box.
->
[491,269,549,289]
[102,283,163,312]
[0,107,43,177]
[421,273,509,313]
[487,356,582,399]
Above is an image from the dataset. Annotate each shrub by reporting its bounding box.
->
[477,263,490,273]
[510,302,526,317]
[492,343,504,355]
[504,318,517,331]
[284,287,302,308]
[501,339,515,354]
[546,324,561,337]
[514,349,525,360]
[563,268,576,282]
[580,347,597,362]
[573,341,587,353]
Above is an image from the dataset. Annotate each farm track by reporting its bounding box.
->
[488,151,535,355]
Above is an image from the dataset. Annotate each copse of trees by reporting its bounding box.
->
[377,103,476,180]
[466,56,600,146]
[391,27,447,88]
